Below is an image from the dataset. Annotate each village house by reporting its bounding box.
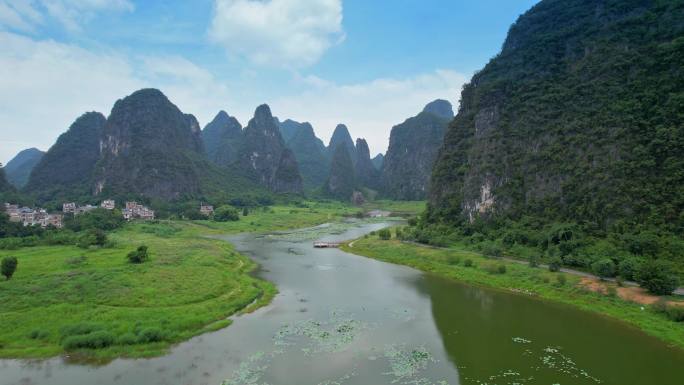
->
[4,203,63,228]
[123,201,155,221]
[101,199,116,210]
[200,203,214,216]
[62,202,76,214]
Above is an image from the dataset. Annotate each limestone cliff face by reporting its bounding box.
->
[239,104,303,194]
[372,153,384,170]
[381,100,453,200]
[324,144,355,200]
[281,120,328,189]
[95,89,205,199]
[429,0,684,226]
[354,138,380,190]
[328,124,356,162]
[202,110,243,166]
[26,112,106,200]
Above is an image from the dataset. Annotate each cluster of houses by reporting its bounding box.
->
[200,203,214,216]
[2,199,158,229]
[122,201,155,221]
[3,203,64,228]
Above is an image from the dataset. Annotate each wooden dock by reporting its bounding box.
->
[313,241,341,248]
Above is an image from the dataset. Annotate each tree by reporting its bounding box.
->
[1,256,18,280]
[635,260,679,295]
[591,259,616,280]
[242,207,249,216]
[214,206,240,222]
[618,258,641,281]
[127,245,149,264]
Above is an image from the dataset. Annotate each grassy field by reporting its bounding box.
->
[0,201,365,360]
[342,234,684,350]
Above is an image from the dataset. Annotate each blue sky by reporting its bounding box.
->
[0,0,539,164]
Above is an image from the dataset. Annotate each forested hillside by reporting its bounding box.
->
[423,0,684,276]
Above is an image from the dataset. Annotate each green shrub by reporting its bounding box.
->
[463,259,473,267]
[116,333,139,345]
[1,256,18,280]
[127,245,149,264]
[213,206,240,222]
[636,260,679,295]
[498,265,507,274]
[482,244,503,258]
[378,229,391,240]
[591,259,616,280]
[529,255,540,268]
[60,323,103,339]
[62,331,114,350]
[28,329,49,340]
[548,257,562,272]
[137,328,165,343]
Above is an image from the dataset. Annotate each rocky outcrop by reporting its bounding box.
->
[328,124,356,162]
[239,104,303,194]
[381,100,453,200]
[4,148,45,188]
[324,144,355,200]
[282,120,328,189]
[202,110,243,166]
[372,153,384,170]
[354,138,380,190]
[26,112,106,200]
[429,0,684,226]
[95,89,205,199]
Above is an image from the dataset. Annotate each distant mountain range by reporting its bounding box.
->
[7,87,452,205]
[3,148,44,188]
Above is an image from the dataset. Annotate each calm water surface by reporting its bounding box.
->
[2,221,683,385]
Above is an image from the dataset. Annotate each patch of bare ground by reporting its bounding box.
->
[579,277,684,306]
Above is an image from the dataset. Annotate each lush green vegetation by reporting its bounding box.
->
[342,233,684,349]
[427,0,684,285]
[402,216,683,292]
[0,201,357,359]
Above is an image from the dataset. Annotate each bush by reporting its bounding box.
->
[127,245,149,264]
[407,217,418,227]
[618,258,641,281]
[498,265,507,274]
[529,255,540,268]
[378,229,391,240]
[482,244,503,258]
[137,328,164,343]
[28,329,49,340]
[591,259,616,280]
[464,259,473,267]
[116,333,139,345]
[635,260,680,295]
[548,257,562,272]
[242,207,249,216]
[1,256,18,280]
[62,330,114,350]
[213,206,240,222]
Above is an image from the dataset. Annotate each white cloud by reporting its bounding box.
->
[0,32,244,164]
[0,0,134,33]
[0,31,144,163]
[271,70,468,155]
[209,0,344,68]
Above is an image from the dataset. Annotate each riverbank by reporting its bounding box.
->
[0,202,366,360]
[341,235,684,350]
[0,201,424,360]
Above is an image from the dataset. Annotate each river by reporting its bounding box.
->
[2,220,683,385]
